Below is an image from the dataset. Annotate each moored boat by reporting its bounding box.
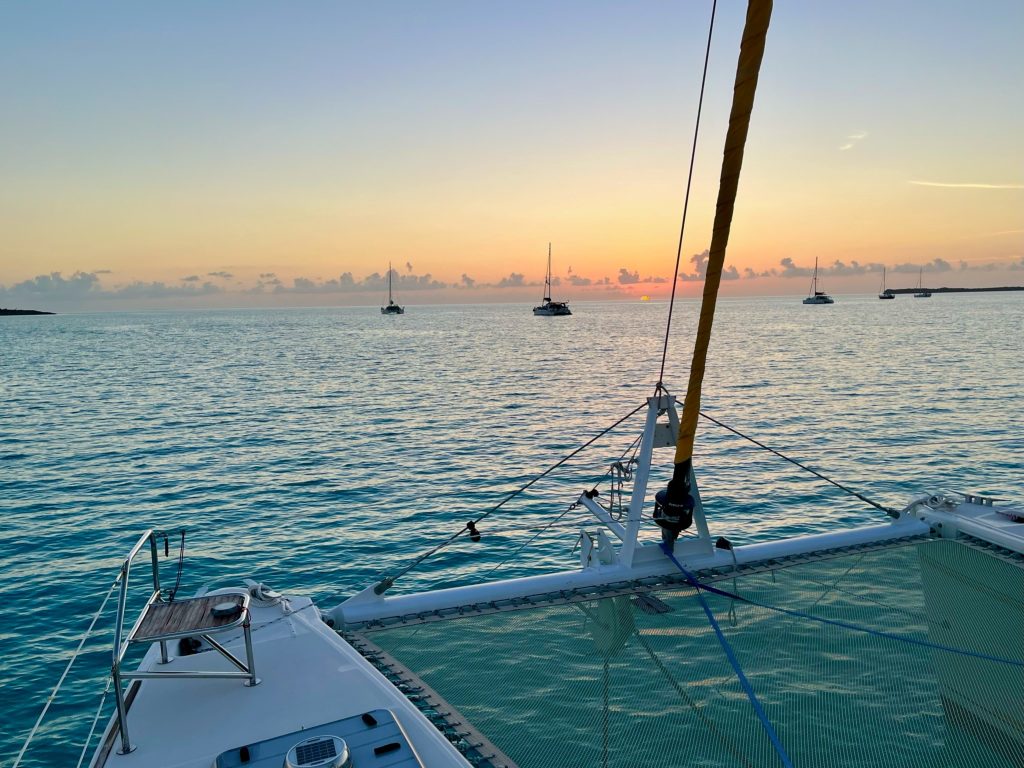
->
[532,244,571,316]
[879,267,895,299]
[381,263,405,314]
[802,257,835,304]
[914,267,932,298]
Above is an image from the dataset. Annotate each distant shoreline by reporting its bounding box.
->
[884,286,1024,295]
[0,308,55,315]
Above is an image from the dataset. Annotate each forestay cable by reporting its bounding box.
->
[656,0,718,392]
[373,401,648,594]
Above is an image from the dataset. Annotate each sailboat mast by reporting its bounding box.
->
[812,257,818,294]
[671,0,773,478]
[388,262,393,304]
[545,243,552,302]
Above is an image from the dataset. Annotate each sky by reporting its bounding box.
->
[1,1,1022,311]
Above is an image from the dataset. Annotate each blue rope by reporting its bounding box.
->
[660,543,794,768]
[662,548,1024,669]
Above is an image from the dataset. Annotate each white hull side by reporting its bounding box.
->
[91,590,469,768]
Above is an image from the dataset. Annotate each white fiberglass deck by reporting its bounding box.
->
[92,591,470,768]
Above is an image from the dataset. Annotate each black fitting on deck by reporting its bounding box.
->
[654,459,696,548]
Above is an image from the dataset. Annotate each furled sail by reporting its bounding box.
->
[667,0,773,507]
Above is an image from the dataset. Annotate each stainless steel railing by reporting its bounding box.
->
[110,528,183,756]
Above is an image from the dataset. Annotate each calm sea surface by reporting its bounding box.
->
[1,295,1022,764]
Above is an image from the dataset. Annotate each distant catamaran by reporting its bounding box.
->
[802,257,834,304]
[532,244,571,316]
[380,262,404,314]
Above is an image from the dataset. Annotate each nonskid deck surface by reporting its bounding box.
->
[92,592,471,768]
[365,539,1024,768]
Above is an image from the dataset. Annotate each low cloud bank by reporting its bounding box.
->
[0,271,223,301]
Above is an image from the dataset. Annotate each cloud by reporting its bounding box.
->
[460,273,476,288]
[777,257,813,278]
[207,271,233,279]
[839,130,868,151]
[617,269,640,285]
[828,260,884,276]
[909,180,1024,190]
[405,261,413,273]
[0,271,224,301]
[889,258,953,274]
[676,249,739,281]
[495,272,526,288]
[1,271,101,299]
[278,273,358,293]
[568,275,592,286]
[618,268,668,284]
[111,281,221,298]
[678,250,709,281]
[275,270,448,293]
[1008,259,1024,271]
[748,256,1024,279]
[181,275,200,282]
[246,274,283,293]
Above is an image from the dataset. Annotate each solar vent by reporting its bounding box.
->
[284,735,350,768]
[296,740,334,764]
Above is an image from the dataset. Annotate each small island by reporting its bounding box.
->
[1,308,55,315]
[884,286,1024,295]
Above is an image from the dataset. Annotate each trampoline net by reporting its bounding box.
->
[366,539,1024,767]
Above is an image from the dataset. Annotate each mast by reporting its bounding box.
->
[388,262,393,304]
[812,257,819,295]
[666,0,773,502]
[544,243,552,303]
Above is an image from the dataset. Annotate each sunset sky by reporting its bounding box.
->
[1,1,1022,310]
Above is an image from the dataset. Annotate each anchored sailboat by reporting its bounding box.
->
[16,4,1024,768]
[381,263,405,314]
[532,244,571,316]
[878,266,895,299]
[914,267,932,298]
[802,257,834,304]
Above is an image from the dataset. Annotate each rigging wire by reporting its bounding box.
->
[12,577,120,768]
[479,502,581,581]
[698,410,901,516]
[372,401,649,594]
[656,0,718,393]
[75,679,113,768]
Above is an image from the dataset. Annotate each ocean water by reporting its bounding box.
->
[1,294,1021,765]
